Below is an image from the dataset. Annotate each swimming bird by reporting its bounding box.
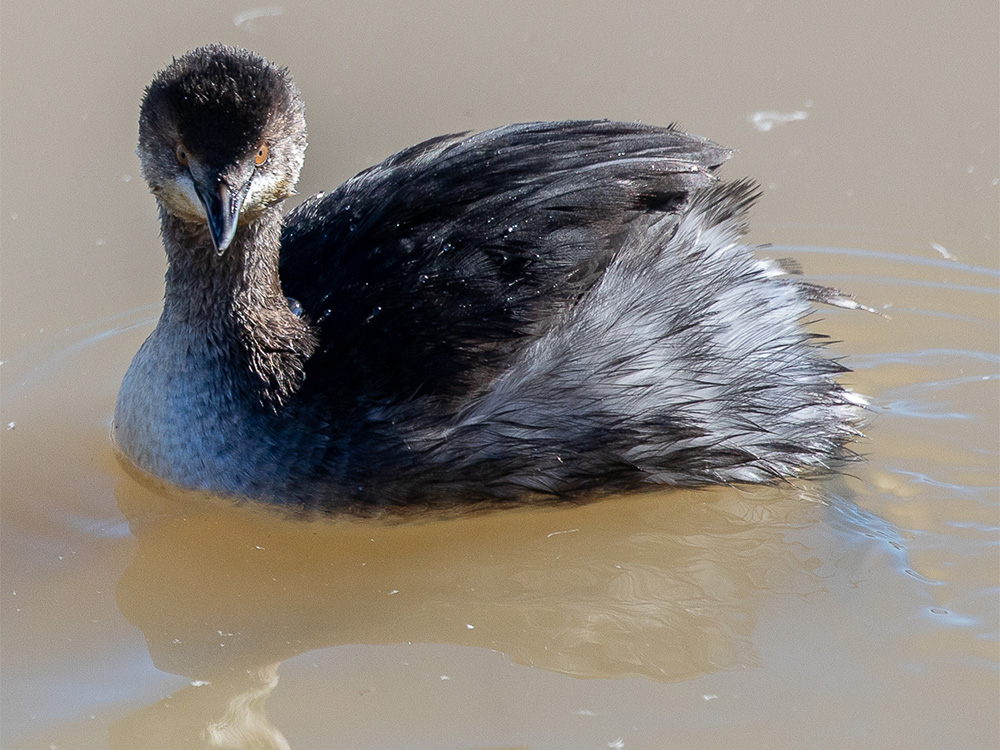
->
[114,44,864,509]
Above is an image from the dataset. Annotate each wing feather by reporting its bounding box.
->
[279,120,731,407]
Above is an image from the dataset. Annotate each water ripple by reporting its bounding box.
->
[771,244,1000,280]
[3,304,159,401]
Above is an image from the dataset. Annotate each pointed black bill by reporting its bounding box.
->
[196,178,250,254]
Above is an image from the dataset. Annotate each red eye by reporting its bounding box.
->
[255,143,270,166]
[175,143,190,166]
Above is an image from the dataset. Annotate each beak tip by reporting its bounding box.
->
[210,227,236,255]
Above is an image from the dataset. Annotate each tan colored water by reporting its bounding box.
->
[2,1,997,748]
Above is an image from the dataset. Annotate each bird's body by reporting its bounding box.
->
[114,45,863,509]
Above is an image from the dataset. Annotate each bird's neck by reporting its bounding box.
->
[160,207,284,319]
[157,206,317,407]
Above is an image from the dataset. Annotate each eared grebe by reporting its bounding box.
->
[114,45,865,509]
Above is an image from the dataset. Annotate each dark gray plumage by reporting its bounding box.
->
[114,44,865,510]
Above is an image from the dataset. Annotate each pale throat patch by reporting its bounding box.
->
[158,171,291,225]
[159,173,208,223]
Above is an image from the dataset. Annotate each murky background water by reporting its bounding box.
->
[2,1,997,748]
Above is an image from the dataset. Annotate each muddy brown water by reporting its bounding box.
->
[2,1,997,748]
